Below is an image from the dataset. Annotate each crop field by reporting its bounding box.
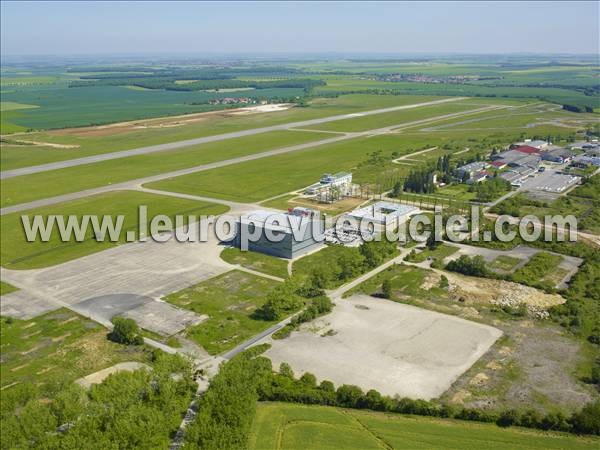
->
[220,247,289,279]
[1,190,228,269]
[0,84,305,130]
[0,130,329,207]
[164,270,281,354]
[0,90,440,137]
[249,402,598,450]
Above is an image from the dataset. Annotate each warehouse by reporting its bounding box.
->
[233,210,323,259]
[348,201,419,226]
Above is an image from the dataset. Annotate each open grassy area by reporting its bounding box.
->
[512,252,564,289]
[2,98,580,207]
[405,243,459,263]
[435,183,478,201]
[164,270,281,355]
[144,133,447,203]
[489,255,523,273]
[345,263,448,301]
[220,247,289,279]
[1,129,329,206]
[144,107,576,205]
[0,93,440,169]
[0,190,228,269]
[0,281,18,296]
[0,308,150,390]
[249,402,598,450]
[303,101,478,132]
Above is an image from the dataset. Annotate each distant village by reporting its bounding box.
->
[367,74,501,84]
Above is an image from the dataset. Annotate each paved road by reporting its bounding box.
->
[1,97,465,180]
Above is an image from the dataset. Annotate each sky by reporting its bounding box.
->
[1,1,599,56]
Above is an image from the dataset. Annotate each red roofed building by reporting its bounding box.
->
[514,145,542,155]
[490,161,507,169]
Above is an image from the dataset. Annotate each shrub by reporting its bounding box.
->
[107,317,143,345]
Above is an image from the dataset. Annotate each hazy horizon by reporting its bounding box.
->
[2,1,599,57]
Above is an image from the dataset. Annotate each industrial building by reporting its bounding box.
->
[572,155,600,168]
[512,140,550,150]
[492,149,541,169]
[304,172,353,195]
[454,161,489,178]
[541,148,574,164]
[348,201,420,226]
[233,210,322,259]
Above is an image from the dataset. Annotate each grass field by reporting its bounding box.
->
[0,130,329,207]
[0,308,149,390]
[406,243,459,263]
[0,281,18,295]
[164,270,281,354]
[143,105,579,205]
[303,101,479,132]
[0,94,438,169]
[249,402,598,450]
[345,263,448,302]
[489,255,523,273]
[0,190,228,269]
[220,247,289,279]
[2,98,580,208]
[144,133,447,203]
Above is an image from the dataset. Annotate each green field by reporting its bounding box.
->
[406,243,459,263]
[0,190,228,269]
[345,263,447,302]
[0,281,19,295]
[249,402,598,450]
[0,130,329,206]
[0,85,304,130]
[0,309,149,390]
[143,103,580,205]
[0,93,445,170]
[2,97,581,208]
[220,247,289,279]
[489,255,523,273]
[164,270,281,354]
[303,101,478,132]
[144,133,446,203]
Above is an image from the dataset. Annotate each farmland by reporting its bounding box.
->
[249,402,598,450]
[1,190,228,269]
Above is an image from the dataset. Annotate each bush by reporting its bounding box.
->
[570,400,600,435]
[107,317,143,345]
[445,255,491,277]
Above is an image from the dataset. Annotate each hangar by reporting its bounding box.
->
[233,210,323,259]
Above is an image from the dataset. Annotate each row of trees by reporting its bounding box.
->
[183,346,600,450]
[261,364,600,435]
[71,76,324,93]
